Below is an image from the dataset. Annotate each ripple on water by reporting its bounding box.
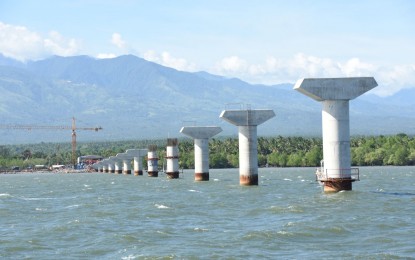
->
[1,167,414,259]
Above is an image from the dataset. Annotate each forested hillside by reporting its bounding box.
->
[1,134,414,170]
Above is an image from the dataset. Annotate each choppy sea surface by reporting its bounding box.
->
[1,166,414,259]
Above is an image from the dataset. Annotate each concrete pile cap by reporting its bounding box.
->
[293,77,378,101]
[126,149,148,156]
[220,109,275,126]
[180,126,222,139]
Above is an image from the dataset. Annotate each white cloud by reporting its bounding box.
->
[43,31,79,56]
[111,33,126,49]
[340,58,375,77]
[143,50,196,71]
[373,64,415,96]
[215,56,248,73]
[1,22,413,97]
[211,53,415,97]
[96,53,117,59]
[0,22,81,61]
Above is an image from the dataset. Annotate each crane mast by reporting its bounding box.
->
[72,117,77,167]
[0,117,102,167]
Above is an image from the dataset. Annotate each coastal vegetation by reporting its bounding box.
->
[1,133,414,170]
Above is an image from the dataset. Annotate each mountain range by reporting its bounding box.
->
[1,54,414,144]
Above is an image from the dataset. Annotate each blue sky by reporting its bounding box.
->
[1,0,414,96]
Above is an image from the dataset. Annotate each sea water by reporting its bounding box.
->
[1,166,414,259]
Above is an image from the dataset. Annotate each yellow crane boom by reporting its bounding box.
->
[0,117,102,166]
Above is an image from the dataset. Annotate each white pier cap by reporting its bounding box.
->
[293,77,377,101]
[180,126,223,139]
[220,109,275,126]
[116,153,134,160]
[126,149,148,157]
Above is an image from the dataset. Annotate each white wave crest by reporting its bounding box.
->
[155,204,169,209]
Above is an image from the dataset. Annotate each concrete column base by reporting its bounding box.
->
[195,172,209,181]
[148,171,158,177]
[166,172,179,179]
[134,170,143,176]
[124,170,131,175]
[240,174,258,185]
[322,179,354,192]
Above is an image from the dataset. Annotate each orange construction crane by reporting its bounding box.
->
[0,117,102,166]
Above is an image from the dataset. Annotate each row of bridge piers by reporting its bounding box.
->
[93,77,378,192]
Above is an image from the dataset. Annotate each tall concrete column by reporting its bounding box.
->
[322,100,351,178]
[220,109,275,185]
[114,161,122,174]
[294,77,378,192]
[166,139,180,179]
[109,162,116,173]
[180,126,222,181]
[126,149,148,176]
[147,145,159,177]
[122,159,132,174]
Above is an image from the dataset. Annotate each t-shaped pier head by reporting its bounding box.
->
[180,126,223,181]
[294,77,378,192]
[294,77,378,101]
[220,109,275,185]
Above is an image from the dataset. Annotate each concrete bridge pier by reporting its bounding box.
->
[294,77,378,192]
[116,153,135,174]
[166,138,180,179]
[147,145,159,177]
[220,109,275,185]
[107,160,116,174]
[180,126,222,181]
[126,149,148,176]
[109,157,122,174]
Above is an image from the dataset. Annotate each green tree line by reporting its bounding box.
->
[1,134,415,170]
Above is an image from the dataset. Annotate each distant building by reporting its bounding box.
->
[77,155,103,165]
